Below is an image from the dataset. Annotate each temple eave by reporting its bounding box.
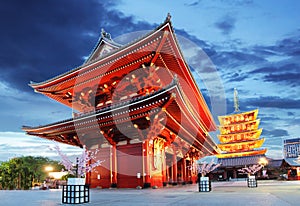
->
[23,83,218,155]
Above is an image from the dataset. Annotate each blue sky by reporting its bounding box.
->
[0,0,299,161]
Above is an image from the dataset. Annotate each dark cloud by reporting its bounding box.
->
[0,0,153,92]
[264,72,300,87]
[246,96,300,109]
[184,1,201,7]
[176,29,216,57]
[219,0,254,6]
[226,72,248,82]
[275,36,300,56]
[214,15,236,35]
[211,50,266,69]
[249,63,300,86]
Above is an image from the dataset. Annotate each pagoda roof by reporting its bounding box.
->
[216,148,267,159]
[219,119,260,135]
[218,128,263,143]
[83,29,122,65]
[218,109,258,119]
[23,79,218,156]
[218,109,258,125]
[27,15,216,132]
[28,17,174,89]
[217,155,266,167]
[218,138,265,152]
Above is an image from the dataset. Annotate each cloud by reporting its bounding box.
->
[249,63,300,87]
[0,132,82,161]
[210,50,266,71]
[184,1,201,7]
[263,129,289,138]
[0,0,153,93]
[214,15,236,35]
[0,81,71,131]
[264,72,300,87]
[245,96,300,109]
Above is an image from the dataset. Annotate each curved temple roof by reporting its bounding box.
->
[23,79,218,156]
[23,15,218,156]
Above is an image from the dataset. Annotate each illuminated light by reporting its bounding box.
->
[104,84,108,88]
[97,102,104,107]
[131,74,136,79]
[112,81,117,86]
[45,166,54,172]
[258,157,268,166]
[49,171,68,179]
[81,92,85,96]
[146,116,150,121]
[100,130,104,134]
[133,124,139,128]
[88,90,93,94]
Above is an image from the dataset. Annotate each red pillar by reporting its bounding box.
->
[162,150,167,184]
[110,143,117,186]
[143,140,151,186]
[233,169,237,179]
[182,158,186,183]
[172,148,178,184]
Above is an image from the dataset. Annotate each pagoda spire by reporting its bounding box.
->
[234,88,240,112]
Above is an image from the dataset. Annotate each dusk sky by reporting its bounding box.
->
[0,0,299,161]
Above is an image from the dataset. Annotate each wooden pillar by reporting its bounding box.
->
[223,170,227,180]
[233,169,237,179]
[179,160,183,183]
[110,143,117,186]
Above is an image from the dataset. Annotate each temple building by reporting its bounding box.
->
[282,138,300,180]
[216,89,267,179]
[23,15,219,188]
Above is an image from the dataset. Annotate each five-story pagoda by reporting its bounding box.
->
[216,89,267,179]
[23,15,219,188]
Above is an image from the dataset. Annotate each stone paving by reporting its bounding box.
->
[0,180,299,206]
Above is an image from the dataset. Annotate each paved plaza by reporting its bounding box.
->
[0,180,299,206]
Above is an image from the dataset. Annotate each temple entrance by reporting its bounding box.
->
[227,170,234,180]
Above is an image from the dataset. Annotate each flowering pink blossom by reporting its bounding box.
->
[49,142,103,177]
[238,164,263,175]
[198,160,221,176]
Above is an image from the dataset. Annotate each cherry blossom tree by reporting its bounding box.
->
[238,164,263,176]
[49,142,103,178]
[198,160,221,177]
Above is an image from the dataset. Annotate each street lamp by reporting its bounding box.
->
[258,157,268,167]
[258,157,268,178]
